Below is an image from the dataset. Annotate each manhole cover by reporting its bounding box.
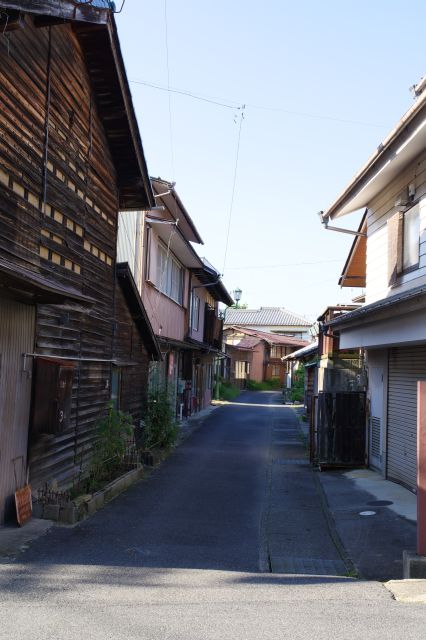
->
[359,510,376,516]
[367,500,393,507]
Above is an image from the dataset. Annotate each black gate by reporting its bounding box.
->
[316,391,366,467]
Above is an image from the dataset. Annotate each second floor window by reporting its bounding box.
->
[191,293,200,331]
[402,203,420,271]
[156,244,184,304]
[388,202,420,286]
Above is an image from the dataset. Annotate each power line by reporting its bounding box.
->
[226,258,346,270]
[129,78,388,128]
[131,80,240,110]
[222,105,245,277]
[163,1,175,179]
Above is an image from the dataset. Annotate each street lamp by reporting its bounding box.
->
[234,287,242,308]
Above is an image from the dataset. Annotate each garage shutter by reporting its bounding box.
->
[387,346,426,491]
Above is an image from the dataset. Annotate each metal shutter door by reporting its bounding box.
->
[387,346,426,491]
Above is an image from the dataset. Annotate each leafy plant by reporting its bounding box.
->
[291,364,305,403]
[143,389,178,450]
[218,380,240,401]
[89,404,134,488]
[246,378,282,391]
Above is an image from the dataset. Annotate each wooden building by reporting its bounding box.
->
[0,1,157,522]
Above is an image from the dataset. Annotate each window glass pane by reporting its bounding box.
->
[403,204,420,270]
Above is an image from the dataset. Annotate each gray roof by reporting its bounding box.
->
[224,307,311,328]
[327,284,426,329]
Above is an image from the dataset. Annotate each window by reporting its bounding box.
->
[31,358,74,436]
[191,293,200,331]
[270,346,282,358]
[271,365,281,378]
[388,203,420,285]
[402,204,420,271]
[156,243,184,304]
[111,367,122,410]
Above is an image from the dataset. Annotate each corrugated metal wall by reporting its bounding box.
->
[0,298,35,523]
[387,346,426,491]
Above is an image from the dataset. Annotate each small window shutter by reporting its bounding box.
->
[387,212,403,286]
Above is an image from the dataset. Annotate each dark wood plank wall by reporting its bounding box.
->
[0,18,120,488]
[114,284,150,423]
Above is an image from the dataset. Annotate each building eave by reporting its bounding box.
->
[322,90,426,221]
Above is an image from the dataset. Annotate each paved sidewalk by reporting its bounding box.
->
[264,403,350,576]
[319,469,416,581]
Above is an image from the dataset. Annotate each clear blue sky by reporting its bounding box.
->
[116,1,425,319]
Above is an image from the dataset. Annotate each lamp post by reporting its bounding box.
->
[233,287,242,308]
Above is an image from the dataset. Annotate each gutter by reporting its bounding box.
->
[322,89,426,221]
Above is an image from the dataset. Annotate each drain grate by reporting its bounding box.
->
[273,458,308,465]
[271,556,347,576]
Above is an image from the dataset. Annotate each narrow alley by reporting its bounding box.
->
[1,392,425,639]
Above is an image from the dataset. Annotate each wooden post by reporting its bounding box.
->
[417,381,426,556]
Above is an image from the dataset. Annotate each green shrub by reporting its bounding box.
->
[218,380,240,401]
[88,403,134,489]
[143,389,178,450]
[247,378,282,391]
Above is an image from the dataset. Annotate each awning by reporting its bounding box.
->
[0,258,94,305]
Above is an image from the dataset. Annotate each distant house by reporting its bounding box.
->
[224,307,312,340]
[224,326,308,387]
[319,75,426,491]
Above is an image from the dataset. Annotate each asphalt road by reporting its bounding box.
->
[1,391,426,639]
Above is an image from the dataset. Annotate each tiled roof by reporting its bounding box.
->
[228,336,260,351]
[224,307,311,328]
[226,326,309,348]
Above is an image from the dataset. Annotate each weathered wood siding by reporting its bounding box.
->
[0,20,119,490]
[114,283,150,423]
[366,149,426,303]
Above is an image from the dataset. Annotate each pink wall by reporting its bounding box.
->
[250,343,265,382]
[141,226,189,342]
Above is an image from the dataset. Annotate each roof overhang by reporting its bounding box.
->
[191,262,234,307]
[0,258,94,305]
[151,178,203,244]
[116,263,161,360]
[74,18,154,210]
[0,1,111,23]
[283,342,318,361]
[322,91,426,221]
[327,285,426,331]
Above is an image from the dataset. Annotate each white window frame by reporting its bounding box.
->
[402,203,420,272]
[156,243,184,304]
[191,292,200,331]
